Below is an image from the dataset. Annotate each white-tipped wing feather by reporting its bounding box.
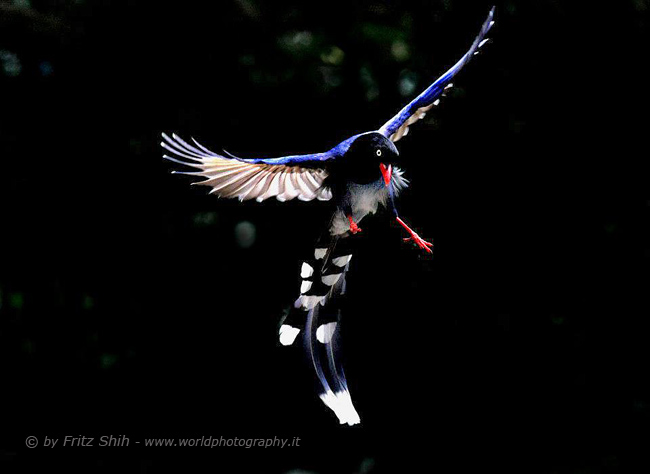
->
[378,7,495,143]
[162,133,333,202]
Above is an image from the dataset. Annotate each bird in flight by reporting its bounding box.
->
[162,7,495,425]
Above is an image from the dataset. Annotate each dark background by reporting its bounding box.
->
[1,0,649,472]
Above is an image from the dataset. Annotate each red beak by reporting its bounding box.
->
[379,163,392,187]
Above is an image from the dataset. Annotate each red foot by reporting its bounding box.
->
[397,217,433,254]
[348,215,362,234]
[403,234,433,253]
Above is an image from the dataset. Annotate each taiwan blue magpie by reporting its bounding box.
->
[162,7,495,425]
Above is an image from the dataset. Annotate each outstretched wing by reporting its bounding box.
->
[162,133,333,202]
[378,6,495,142]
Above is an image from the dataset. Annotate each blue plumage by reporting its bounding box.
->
[240,133,367,165]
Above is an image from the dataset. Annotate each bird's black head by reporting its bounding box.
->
[340,132,399,186]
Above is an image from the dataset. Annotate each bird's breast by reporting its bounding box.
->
[349,181,388,218]
[329,181,388,235]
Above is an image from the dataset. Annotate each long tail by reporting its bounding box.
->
[278,233,360,425]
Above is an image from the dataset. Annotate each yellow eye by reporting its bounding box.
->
[376,149,382,157]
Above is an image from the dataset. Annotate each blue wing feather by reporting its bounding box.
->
[242,151,334,165]
[240,133,367,165]
[378,6,495,141]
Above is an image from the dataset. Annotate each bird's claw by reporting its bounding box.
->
[347,215,362,234]
[349,221,362,234]
[404,233,433,253]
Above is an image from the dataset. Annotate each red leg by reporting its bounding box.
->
[348,215,362,234]
[396,217,433,253]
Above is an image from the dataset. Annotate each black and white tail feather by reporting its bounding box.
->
[278,234,360,425]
